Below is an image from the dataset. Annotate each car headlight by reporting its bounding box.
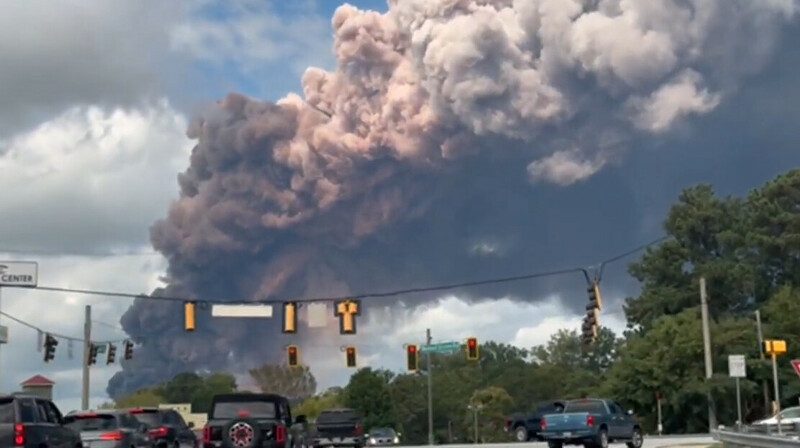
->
[369,438,377,445]
[393,437,399,444]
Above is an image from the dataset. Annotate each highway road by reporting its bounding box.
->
[390,435,717,448]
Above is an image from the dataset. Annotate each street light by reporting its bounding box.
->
[467,403,484,444]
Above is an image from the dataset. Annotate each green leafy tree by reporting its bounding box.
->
[114,388,166,408]
[249,364,317,401]
[344,368,396,430]
[465,386,513,442]
[295,388,345,420]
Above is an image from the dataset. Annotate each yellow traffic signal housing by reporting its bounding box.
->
[287,345,300,367]
[345,346,357,367]
[466,337,479,360]
[335,300,361,335]
[764,340,787,356]
[406,345,419,371]
[283,302,298,333]
[184,302,196,331]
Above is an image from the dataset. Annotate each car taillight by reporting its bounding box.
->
[505,419,511,429]
[203,425,212,443]
[586,415,595,427]
[14,424,24,446]
[149,426,169,438]
[275,424,287,445]
[354,422,364,436]
[541,418,546,430]
[100,431,123,441]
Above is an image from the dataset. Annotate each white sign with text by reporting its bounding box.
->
[0,261,38,287]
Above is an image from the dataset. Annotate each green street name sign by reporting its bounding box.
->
[420,341,461,354]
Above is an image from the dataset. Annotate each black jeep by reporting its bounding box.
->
[202,393,307,448]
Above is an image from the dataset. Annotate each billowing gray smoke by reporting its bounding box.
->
[108,0,796,398]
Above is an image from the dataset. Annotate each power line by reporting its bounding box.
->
[0,311,128,344]
[12,236,669,305]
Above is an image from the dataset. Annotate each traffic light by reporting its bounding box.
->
[88,343,99,365]
[345,346,357,367]
[124,340,133,360]
[406,345,419,371]
[287,345,300,367]
[283,302,297,333]
[106,344,116,364]
[582,308,599,346]
[466,337,479,360]
[184,301,196,331]
[587,282,603,311]
[43,334,57,362]
[335,300,360,335]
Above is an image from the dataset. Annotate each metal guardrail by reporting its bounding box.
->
[714,424,800,447]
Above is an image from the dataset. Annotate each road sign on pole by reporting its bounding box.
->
[728,355,746,378]
[420,341,460,354]
[728,355,746,429]
[791,360,800,379]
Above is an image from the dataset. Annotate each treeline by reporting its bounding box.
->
[111,169,800,442]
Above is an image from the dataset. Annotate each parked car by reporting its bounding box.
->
[64,410,152,447]
[752,406,800,425]
[0,393,83,448]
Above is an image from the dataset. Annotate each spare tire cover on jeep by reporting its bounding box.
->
[222,417,264,448]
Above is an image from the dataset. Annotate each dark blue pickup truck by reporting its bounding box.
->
[539,398,642,448]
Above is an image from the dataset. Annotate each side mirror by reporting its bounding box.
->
[295,415,307,425]
[627,410,633,416]
[188,421,195,429]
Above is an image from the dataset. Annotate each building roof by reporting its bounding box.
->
[20,375,55,387]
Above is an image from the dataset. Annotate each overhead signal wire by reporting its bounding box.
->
[4,236,671,306]
[0,311,129,345]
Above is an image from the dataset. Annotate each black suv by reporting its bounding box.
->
[0,393,83,447]
[125,407,198,448]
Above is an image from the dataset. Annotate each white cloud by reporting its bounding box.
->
[0,100,191,253]
[0,252,167,412]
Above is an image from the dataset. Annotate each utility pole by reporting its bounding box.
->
[755,310,770,412]
[468,403,483,443]
[426,328,433,446]
[81,305,91,410]
[699,277,717,431]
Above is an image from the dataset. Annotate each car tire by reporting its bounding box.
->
[596,428,609,448]
[513,425,528,442]
[626,427,643,448]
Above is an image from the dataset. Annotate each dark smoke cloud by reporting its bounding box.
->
[109,0,797,397]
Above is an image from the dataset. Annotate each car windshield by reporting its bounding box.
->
[212,401,277,419]
[370,428,395,437]
[64,414,118,431]
[130,410,162,427]
[779,408,800,419]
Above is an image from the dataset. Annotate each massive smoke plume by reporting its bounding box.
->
[109,0,796,397]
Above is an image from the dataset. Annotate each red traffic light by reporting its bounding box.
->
[468,338,476,347]
[347,347,355,355]
[289,347,297,355]
[409,345,416,353]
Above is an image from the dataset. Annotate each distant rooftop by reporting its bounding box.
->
[20,375,55,387]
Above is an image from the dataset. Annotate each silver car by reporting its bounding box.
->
[64,410,152,448]
[365,428,400,446]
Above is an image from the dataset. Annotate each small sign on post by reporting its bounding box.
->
[728,354,746,429]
